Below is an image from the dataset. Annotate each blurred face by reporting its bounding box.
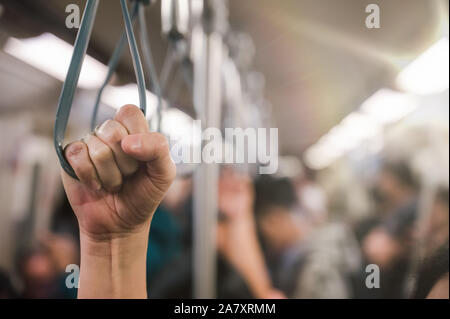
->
[22,252,57,298]
[23,253,55,284]
[258,206,303,252]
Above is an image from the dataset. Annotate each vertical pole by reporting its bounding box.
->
[192,12,224,298]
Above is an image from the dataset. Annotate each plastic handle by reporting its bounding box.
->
[54,0,147,179]
[90,0,140,131]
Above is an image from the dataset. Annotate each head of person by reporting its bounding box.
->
[377,161,418,209]
[17,247,58,299]
[254,176,303,252]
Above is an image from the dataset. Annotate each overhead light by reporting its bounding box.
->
[319,113,380,153]
[304,102,384,170]
[304,144,340,170]
[304,40,448,170]
[102,84,158,118]
[361,89,418,124]
[397,37,449,95]
[4,33,108,89]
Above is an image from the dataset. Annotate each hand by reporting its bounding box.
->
[217,170,257,268]
[61,105,176,298]
[217,170,276,299]
[62,105,176,241]
[218,168,254,220]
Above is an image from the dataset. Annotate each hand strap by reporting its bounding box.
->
[90,0,140,131]
[54,0,147,179]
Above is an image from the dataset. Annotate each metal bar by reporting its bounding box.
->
[192,29,223,299]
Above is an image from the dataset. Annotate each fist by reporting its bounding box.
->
[61,105,176,240]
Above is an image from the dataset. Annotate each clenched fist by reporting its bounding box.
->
[62,104,176,241]
[61,104,176,298]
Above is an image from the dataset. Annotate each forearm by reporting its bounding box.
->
[78,223,150,299]
[226,215,274,299]
[237,232,273,299]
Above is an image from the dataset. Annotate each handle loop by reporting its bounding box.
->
[54,0,147,179]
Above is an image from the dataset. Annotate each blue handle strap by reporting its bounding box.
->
[54,0,147,179]
[90,0,140,131]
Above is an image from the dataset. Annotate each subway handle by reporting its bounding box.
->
[54,0,147,180]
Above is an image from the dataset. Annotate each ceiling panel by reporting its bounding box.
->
[0,0,447,155]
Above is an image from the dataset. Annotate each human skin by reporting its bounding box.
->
[61,105,176,299]
[217,170,285,299]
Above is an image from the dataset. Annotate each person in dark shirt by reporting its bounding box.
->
[362,161,420,298]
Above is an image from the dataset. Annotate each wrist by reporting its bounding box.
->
[79,219,151,246]
[80,223,150,261]
[78,222,150,298]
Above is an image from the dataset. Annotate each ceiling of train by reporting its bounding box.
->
[0,0,448,156]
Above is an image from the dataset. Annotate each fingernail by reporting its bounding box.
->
[129,136,141,150]
[66,144,83,158]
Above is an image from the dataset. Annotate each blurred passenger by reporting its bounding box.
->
[148,170,285,299]
[39,233,79,299]
[17,233,79,299]
[18,247,59,298]
[39,233,79,274]
[217,169,285,299]
[362,161,419,298]
[295,168,328,226]
[147,206,182,283]
[146,178,192,298]
[254,176,359,298]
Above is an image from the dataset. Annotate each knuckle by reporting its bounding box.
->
[77,164,96,181]
[97,120,126,144]
[69,156,95,182]
[122,161,139,176]
[116,104,140,120]
[105,174,123,192]
[90,144,113,164]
